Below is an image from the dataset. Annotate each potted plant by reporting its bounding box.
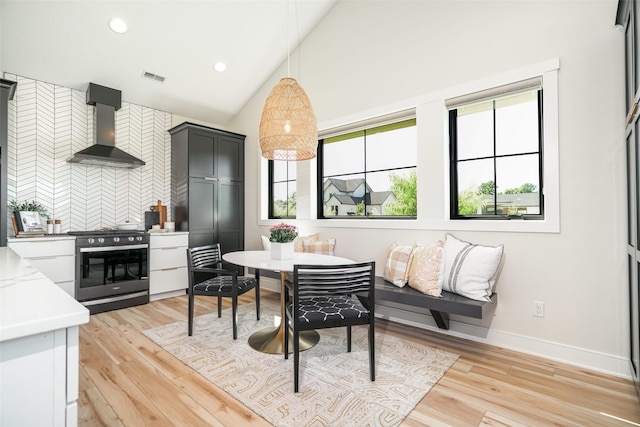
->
[9,199,50,232]
[269,222,298,259]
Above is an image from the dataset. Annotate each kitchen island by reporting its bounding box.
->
[0,246,89,427]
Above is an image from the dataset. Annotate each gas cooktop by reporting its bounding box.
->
[67,230,146,236]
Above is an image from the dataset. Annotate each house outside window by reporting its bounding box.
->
[269,160,296,218]
[447,77,543,219]
[318,118,417,218]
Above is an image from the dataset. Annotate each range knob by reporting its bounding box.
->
[136,236,143,241]
[128,236,134,242]
[113,237,120,243]
[98,238,104,243]
[88,238,95,244]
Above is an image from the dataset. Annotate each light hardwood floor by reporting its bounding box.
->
[78,291,640,426]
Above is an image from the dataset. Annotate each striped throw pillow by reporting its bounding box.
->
[440,234,503,302]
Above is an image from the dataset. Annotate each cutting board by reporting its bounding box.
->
[152,199,167,229]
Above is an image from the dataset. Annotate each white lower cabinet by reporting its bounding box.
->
[0,326,81,427]
[8,237,76,297]
[149,233,188,300]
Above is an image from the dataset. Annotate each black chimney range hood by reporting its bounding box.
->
[67,83,145,169]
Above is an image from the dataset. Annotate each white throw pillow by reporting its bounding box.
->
[440,234,503,302]
[261,235,271,250]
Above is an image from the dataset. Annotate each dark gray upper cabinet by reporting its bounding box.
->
[169,122,245,254]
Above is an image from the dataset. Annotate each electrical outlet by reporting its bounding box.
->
[533,301,545,317]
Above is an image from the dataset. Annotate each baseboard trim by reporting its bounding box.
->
[257,276,631,379]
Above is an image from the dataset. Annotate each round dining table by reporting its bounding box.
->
[222,250,354,355]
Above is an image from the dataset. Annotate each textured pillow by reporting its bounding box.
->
[294,233,320,252]
[383,243,415,288]
[261,235,271,250]
[440,234,503,302]
[302,238,336,256]
[408,240,444,297]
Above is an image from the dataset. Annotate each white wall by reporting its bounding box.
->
[230,1,629,377]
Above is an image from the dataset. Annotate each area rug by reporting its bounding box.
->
[142,297,458,427]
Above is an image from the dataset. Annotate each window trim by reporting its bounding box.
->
[258,58,560,234]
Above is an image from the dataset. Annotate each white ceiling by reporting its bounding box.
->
[0,0,337,126]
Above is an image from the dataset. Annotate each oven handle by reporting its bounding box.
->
[80,244,149,253]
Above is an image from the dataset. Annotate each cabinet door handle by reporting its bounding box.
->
[161,267,179,271]
[627,102,639,125]
[203,177,217,181]
[30,256,57,260]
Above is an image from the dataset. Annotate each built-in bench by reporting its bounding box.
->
[374,276,497,330]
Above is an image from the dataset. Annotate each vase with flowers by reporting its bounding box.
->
[269,222,298,259]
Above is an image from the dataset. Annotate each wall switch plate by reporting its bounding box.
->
[533,301,545,317]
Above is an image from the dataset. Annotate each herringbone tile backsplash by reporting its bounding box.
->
[5,74,172,234]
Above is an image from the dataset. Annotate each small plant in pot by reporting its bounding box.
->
[9,199,50,233]
[269,222,298,243]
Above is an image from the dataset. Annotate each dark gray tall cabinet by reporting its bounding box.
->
[617,0,640,398]
[169,122,246,255]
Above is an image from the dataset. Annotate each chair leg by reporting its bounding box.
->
[369,322,375,381]
[188,292,194,336]
[294,326,300,392]
[232,295,238,340]
[347,326,352,352]
[217,296,222,318]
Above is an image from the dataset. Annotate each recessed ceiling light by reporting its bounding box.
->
[214,62,227,73]
[108,18,128,34]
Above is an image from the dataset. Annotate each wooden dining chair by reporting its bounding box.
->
[284,261,375,392]
[187,244,260,339]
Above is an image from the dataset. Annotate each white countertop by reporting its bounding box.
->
[0,247,89,342]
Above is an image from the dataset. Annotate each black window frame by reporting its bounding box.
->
[317,118,417,220]
[268,160,297,219]
[448,88,545,220]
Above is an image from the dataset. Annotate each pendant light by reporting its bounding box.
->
[259,1,317,161]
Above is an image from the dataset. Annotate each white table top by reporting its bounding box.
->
[223,250,354,272]
[0,247,89,342]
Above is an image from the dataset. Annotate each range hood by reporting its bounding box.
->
[67,83,145,169]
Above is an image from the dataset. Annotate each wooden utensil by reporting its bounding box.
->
[154,199,167,229]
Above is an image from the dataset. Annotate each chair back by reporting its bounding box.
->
[187,244,222,270]
[293,261,375,302]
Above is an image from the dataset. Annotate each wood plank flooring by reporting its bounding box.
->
[78,291,640,426]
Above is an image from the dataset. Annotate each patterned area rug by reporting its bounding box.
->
[142,297,458,427]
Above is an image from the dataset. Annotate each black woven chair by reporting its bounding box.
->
[187,244,260,339]
[284,261,375,392]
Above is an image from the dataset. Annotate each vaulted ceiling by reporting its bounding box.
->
[1,0,337,125]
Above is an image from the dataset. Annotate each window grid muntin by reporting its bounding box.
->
[269,160,297,218]
[450,88,543,219]
[319,119,417,219]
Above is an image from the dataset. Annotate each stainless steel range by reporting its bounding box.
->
[68,230,149,314]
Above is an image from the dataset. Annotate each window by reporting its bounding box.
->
[448,78,543,219]
[269,160,297,218]
[318,118,417,218]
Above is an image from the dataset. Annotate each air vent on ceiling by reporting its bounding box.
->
[142,71,166,83]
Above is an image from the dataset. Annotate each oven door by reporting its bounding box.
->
[76,244,149,302]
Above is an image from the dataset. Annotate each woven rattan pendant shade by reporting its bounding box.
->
[259,77,318,161]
